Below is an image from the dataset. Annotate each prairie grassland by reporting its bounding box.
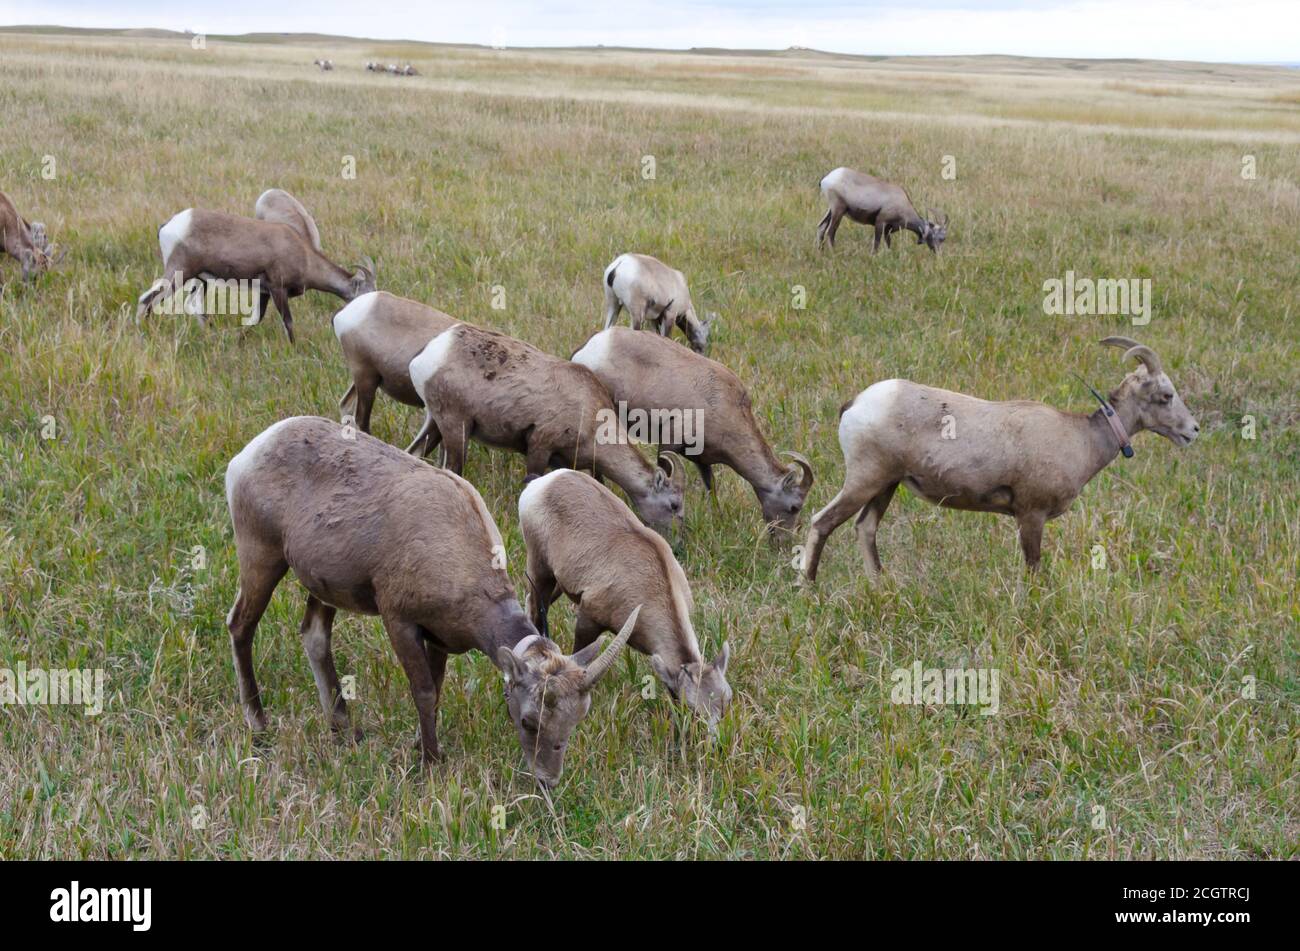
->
[0,31,1296,859]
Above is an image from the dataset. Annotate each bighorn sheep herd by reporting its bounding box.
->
[9,150,1200,792]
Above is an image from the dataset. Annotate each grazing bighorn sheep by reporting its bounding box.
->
[365,61,379,72]
[333,291,459,433]
[572,327,814,533]
[136,208,375,343]
[225,416,637,785]
[407,324,687,535]
[1,191,59,282]
[816,167,947,253]
[313,58,334,71]
[802,338,1199,580]
[254,188,322,251]
[603,253,717,353]
[401,63,419,76]
[520,469,732,730]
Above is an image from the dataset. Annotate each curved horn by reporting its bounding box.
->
[780,450,814,492]
[1100,337,1163,376]
[658,449,686,488]
[357,255,376,279]
[580,604,640,690]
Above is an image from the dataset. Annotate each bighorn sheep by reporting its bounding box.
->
[254,188,322,251]
[603,253,717,353]
[802,339,1199,579]
[365,61,379,72]
[136,208,375,343]
[406,324,687,535]
[816,167,948,253]
[520,469,732,730]
[225,416,638,785]
[1,191,59,282]
[401,63,419,76]
[572,327,814,533]
[313,58,334,71]
[333,291,459,433]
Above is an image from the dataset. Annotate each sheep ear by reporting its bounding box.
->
[571,636,605,668]
[497,646,524,681]
[713,641,730,675]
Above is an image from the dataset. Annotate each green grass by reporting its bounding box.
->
[0,31,1296,859]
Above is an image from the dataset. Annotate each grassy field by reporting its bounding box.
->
[0,29,1296,859]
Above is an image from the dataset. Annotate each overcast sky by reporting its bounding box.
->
[3,1,1297,62]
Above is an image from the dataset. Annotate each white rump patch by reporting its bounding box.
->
[225,417,301,510]
[570,329,615,373]
[518,469,572,524]
[332,290,380,340]
[408,325,462,401]
[840,379,902,448]
[159,208,193,264]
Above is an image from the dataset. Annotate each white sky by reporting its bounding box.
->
[2,1,1298,62]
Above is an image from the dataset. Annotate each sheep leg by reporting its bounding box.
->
[872,221,885,253]
[271,287,294,343]
[338,382,358,420]
[826,208,846,249]
[816,208,833,247]
[524,561,559,637]
[405,411,443,459]
[603,286,621,329]
[249,288,271,326]
[524,438,552,479]
[572,610,605,653]
[352,377,379,434]
[802,480,877,582]
[381,614,443,763]
[226,543,289,732]
[693,459,715,493]
[854,482,898,575]
[298,594,356,740]
[1016,511,1046,571]
[440,418,469,474]
[135,272,180,320]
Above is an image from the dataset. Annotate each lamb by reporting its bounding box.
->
[224,416,638,786]
[572,327,813,533]
[333,291,460,433]
[603,253,717,353]
[802,338,1198,580]
[253,188,322,251]
[406,323,686,535]
[816,167,948,253]
[1,190,59,282]
[520,469,732,730]
[136,208,375,343]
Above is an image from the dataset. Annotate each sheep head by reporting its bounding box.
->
[497,606,640,787]
[1101,337,1199,446]
[760,450,815,535]
[651,641,732,734]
